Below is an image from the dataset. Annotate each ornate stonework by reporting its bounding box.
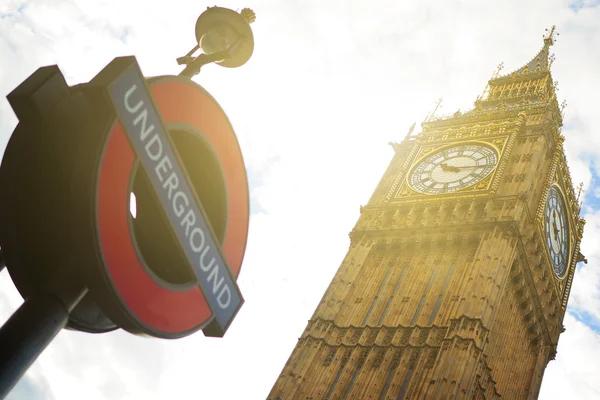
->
[269,26,584,400]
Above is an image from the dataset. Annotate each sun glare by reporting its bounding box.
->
[130,192,137,219]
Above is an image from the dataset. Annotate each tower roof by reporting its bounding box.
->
[420,26,563,129]
[498,26,558,78]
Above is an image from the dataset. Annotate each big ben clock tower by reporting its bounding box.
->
[268,26,586,399]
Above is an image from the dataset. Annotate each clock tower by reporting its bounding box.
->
[268,27,586,399]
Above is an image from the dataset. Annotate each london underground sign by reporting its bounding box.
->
[0,57,249,340]
[93,57,249,338]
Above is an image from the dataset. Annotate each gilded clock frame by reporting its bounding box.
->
[391,135,513,202]
[407,142,499,195]
[541,183,572,280]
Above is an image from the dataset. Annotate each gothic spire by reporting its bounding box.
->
[500,26,558,77]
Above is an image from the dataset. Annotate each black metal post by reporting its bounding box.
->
[178,41,241,78]
[0,287,87,399]
[178,52,226,78]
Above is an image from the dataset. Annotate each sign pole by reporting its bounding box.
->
[0,287,87,398]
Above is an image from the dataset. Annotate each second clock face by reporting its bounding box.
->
[409,144,498,194]
[544,185,570,278]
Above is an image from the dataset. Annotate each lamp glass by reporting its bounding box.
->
[199,24,239,62]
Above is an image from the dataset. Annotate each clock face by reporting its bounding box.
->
[409,144,498,194]
[544,186,570,278]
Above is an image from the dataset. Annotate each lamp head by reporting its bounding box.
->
[195,7,255,68]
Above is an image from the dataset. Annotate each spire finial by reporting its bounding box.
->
[576,182,585,213]
[425,98,443,121]
[549,53,556,68]
[576,182,585,202]
[544,25,558,46]
[560,99,567,117]
[405,122,416,138]
[492,62,504,79]
[428,98,443,121]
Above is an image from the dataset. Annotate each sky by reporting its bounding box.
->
[1,0,600,399]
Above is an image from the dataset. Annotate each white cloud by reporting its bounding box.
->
[566,210,600,322]
[1,1,600,399]
[540,312,600,399]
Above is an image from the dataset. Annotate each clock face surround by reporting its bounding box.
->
[409,143,498,194]
[544,185,570,278]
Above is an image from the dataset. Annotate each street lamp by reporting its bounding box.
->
[177,7,256,77]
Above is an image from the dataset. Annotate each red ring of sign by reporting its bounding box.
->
[96,77,249,335]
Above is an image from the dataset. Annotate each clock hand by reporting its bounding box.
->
[554,213,562,246]
[440,162,489,171]
[440,162,460,173]
[551,214,561,247]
